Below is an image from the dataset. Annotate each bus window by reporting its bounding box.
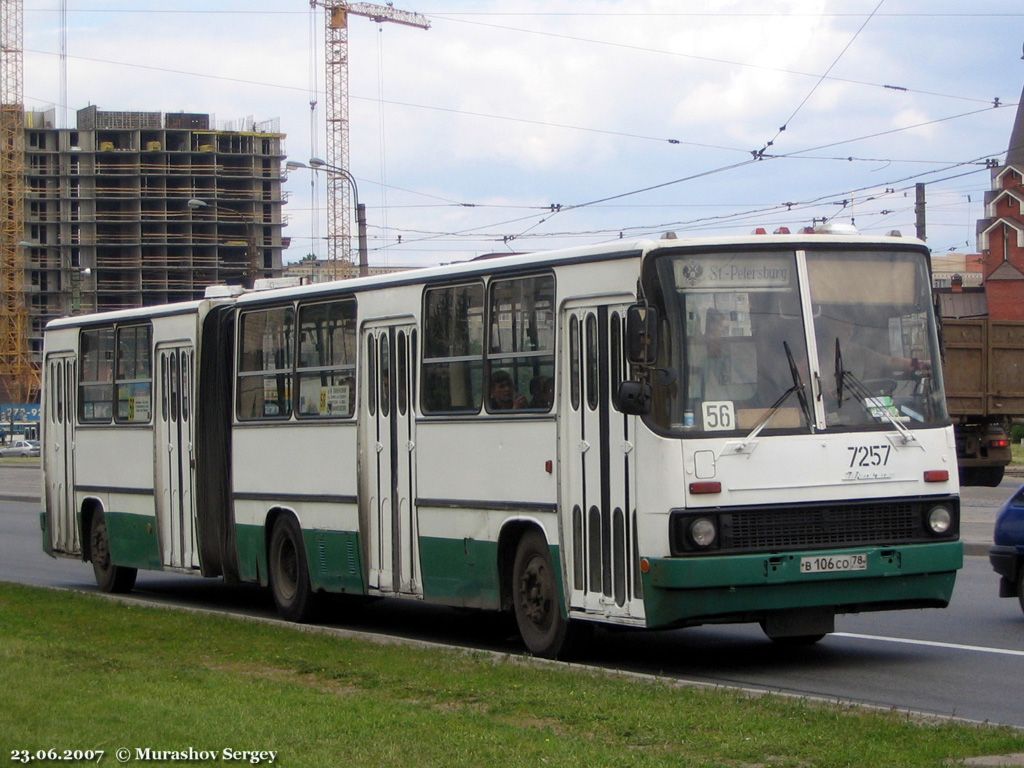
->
[585,314,599,411]
[237,306,294,421]
[115,324,152,424]
[79,326,114,423]
[380,333,391,418]
[397,330,408,416]
[422,282,484,414]
[296,298,356,419]
[367,335,377,417]
[569,315,580,411]
[487,274,555,412]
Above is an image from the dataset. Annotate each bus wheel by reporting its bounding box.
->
[512,530,569,659]
[89,509,137,594]
[269,516,318,622]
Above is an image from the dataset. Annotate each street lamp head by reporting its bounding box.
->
[285,160,307,171]
[308,157,328,169]
[187,198,209,210]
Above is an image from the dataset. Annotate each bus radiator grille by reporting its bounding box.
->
[722,503,919,551]
[671,498,958,555]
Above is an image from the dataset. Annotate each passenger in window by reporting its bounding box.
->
[489,369,527,410]
[529,375,554,409]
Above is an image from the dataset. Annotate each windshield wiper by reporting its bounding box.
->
[785,340,814,431]
[833,338,916,443]
[742,341,813,442]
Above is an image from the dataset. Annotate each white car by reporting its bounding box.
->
[0,439,40,458]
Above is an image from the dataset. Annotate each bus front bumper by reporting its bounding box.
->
[640,540,963,630]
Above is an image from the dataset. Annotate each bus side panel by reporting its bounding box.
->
[232,423,360,588]
[415,419,558,607]
[75,427,160,570]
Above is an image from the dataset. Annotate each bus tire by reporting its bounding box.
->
[512,529,569,659]
[269,515,318,622]
[89,509,137,594]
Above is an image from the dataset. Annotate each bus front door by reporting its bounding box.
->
[561,302,644,621]
[45,354,78,554]
[155,344,199,570]
[361,323,420,596]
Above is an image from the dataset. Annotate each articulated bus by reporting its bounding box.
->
[41,231,962,658]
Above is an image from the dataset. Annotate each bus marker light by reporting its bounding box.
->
[689,481,721,494]
[639,558,650,574]
[545,460,553,474]
[923,470,949,483]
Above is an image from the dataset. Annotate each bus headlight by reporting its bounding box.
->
[926,505,952,535]
[689,517,718,548]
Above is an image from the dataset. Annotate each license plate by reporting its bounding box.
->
[800,553,868,574]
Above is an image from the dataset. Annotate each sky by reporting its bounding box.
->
[20,0,1024,269]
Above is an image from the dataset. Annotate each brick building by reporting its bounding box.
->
[976,83,1024,320]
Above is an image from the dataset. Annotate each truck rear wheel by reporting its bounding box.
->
[983,466,1006,487]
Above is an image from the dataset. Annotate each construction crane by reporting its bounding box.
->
[315,1,429,263]
[0,0,37,405]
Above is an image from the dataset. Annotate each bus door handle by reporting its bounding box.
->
[376,441,384,453]
[578,440,591,453]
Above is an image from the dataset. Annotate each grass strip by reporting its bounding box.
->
[1,582,1022,767]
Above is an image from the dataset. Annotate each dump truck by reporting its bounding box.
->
[941,318,1024,486]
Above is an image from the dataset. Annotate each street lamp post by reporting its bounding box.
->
[188,198,261,288]
[286,158,369,278]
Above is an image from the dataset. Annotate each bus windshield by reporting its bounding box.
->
[808,249,947,430]
[647,247,947,435]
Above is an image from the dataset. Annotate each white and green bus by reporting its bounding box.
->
[41,231,963,658]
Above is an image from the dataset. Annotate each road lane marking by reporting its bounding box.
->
[835,632,1024,657]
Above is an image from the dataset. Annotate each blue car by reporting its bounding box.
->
[990,484,1024,614]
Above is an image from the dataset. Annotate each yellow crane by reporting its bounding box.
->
[0,0,37,405]
[315,1,429,263]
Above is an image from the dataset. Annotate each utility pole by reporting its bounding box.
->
[915,183,927,242]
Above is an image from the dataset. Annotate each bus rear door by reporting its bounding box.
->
[155,343,199,569]
[361,322,420,596]
[45,354,78,554]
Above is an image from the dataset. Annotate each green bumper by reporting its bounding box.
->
[641,541,963,629]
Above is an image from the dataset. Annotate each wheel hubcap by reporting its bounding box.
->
[275,538,297,600]
[519,555,551,627]
[91,522,109,568]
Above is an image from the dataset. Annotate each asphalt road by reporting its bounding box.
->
[2,465,1023,728]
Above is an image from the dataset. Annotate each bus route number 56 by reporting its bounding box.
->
[702,401,735,431]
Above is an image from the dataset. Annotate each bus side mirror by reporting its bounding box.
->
[626,305,659,366]
[615,380,651,415]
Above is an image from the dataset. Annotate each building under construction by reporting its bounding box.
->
[5,105,286,402]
